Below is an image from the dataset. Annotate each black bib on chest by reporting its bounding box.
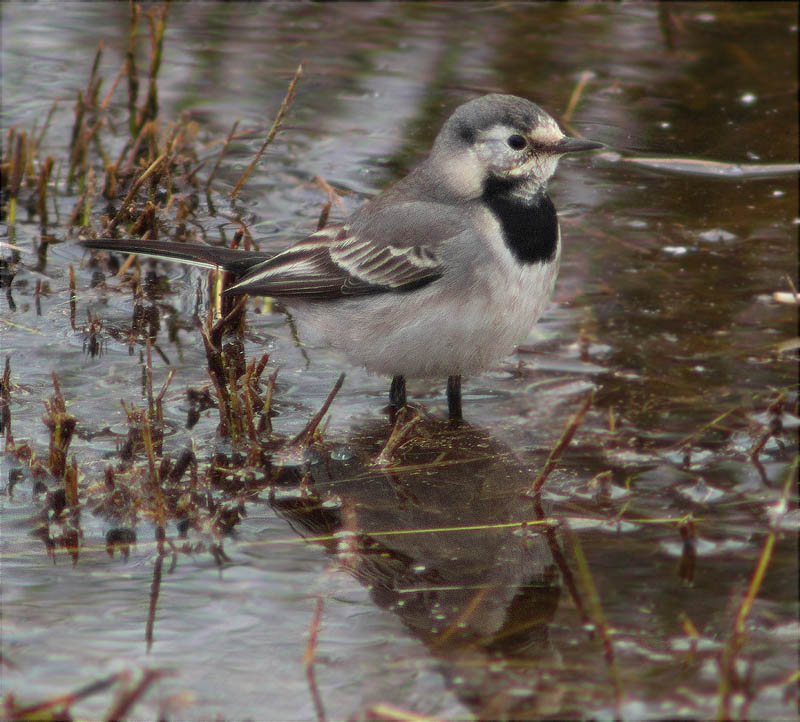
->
[483,177,559,264]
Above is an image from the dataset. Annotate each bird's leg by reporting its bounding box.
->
[447,375,462,421]
[390,375,407,409]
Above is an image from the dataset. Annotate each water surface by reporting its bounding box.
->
[2,3,797,720]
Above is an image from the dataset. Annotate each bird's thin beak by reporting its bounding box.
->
[555,136,604,154]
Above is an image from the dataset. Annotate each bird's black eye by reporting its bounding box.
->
[507,134,527,150]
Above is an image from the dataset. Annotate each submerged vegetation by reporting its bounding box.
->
[1,3,797,720]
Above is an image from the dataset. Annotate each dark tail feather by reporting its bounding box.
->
[81,238,272,276]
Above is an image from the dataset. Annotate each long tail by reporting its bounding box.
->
[81,238,273,277]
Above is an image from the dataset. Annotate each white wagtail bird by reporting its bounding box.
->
[82,94,601,420]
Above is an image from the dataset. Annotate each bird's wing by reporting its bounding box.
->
[84,201,465,300]
[225,222,446,299]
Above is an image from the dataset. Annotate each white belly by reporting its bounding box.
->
[289,234,560,378]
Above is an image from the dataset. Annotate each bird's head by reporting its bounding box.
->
[431,94,602,200]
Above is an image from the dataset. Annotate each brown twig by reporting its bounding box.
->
[145,530,166,654]
[37,156,54,230]
[230,63,303,199]
[205,119,240,191]
[42,372,76,480]
[562,70,595,126]
[531,494,590,628]
[106,151,167,232]
[565,521,624,718]
[101,60,127,111]
[126,2,141,137]
[526,391,593,495]
[715,456,797,719]
[6,673,125,719]
[304,596,326,722]
[290,373,345,447]
[258,366,279,435]
[374,406,424,466]
[103,668,172,721]
[34,100,59,155]
[136,4,168,133]
[0,357,11,448]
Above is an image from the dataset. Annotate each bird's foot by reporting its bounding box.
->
[447,375,462,422]
[389,375,407,418]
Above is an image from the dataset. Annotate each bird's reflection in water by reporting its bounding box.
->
[270,408,567,717]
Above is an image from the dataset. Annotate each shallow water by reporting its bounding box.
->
[2,2,798,720]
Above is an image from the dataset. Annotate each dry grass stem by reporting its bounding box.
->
[566,523,624,718]
[103,669,171,721]
[291,372,345,447]
[205,119,240,191]
[145,542,165,653]
[106,150,167,231]
[42,372,77,480]
[304,596,327,722]
[230,63,303,199]
[0,357,11,447]
[715,456,798,719]
[527,391,593,495]
[3,673,125,720]
[374,407,424,466]
[34,100,59,154]
[562,70,595,126]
